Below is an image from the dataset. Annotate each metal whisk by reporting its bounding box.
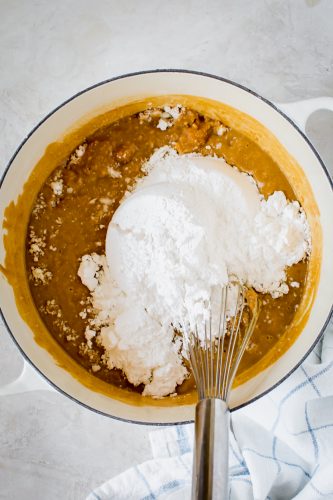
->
[185,281,260,500]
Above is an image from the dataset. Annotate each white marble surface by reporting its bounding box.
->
[0,0,332,498]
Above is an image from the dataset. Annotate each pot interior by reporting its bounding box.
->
[0,71,332,424]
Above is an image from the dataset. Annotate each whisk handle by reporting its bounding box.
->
[192,398,230,500]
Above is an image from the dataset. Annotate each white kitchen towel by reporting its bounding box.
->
[87,317,333,500]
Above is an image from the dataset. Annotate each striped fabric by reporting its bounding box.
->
[88,318,333,500]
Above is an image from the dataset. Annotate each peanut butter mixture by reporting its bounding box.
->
[25,106,308,395]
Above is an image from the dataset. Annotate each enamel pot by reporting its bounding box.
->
[0,70,332,424]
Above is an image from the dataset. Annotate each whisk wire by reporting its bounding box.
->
[222,287,245,400]
[197,324,206,399]
[226,299,259,396]
[189,334,201,397]
[215,285,227,398]
[209,309,213,399]
[204,321,209,396]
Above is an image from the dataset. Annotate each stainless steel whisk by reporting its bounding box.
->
[185,282,259,500]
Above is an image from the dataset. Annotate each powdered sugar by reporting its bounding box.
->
[156,105,183,130]
[78,147,311,397]
[108,166,122,179]
[108,147,310,317]
[50,179,63,196]
[78,253,187,396]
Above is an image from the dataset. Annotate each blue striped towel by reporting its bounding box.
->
[88,318,333,500]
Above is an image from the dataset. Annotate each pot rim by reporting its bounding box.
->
[0,68,332,425]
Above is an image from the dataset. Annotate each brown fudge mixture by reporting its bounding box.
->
[26,106,308,395]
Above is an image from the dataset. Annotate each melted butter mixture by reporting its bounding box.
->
[2,95,321,406]
[26,107,307,395]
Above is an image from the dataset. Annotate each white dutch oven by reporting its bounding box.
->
[0,70,332,424]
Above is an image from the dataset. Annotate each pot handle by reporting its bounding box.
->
[276,97,333,133]
[0,360,56,396]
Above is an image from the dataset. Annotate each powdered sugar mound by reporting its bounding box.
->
[100,307,186,397]
[78,147,311,397]
[250,191,311,297]
[78,253,187,397]
[107,147,310,323]
[108,182,226,329]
